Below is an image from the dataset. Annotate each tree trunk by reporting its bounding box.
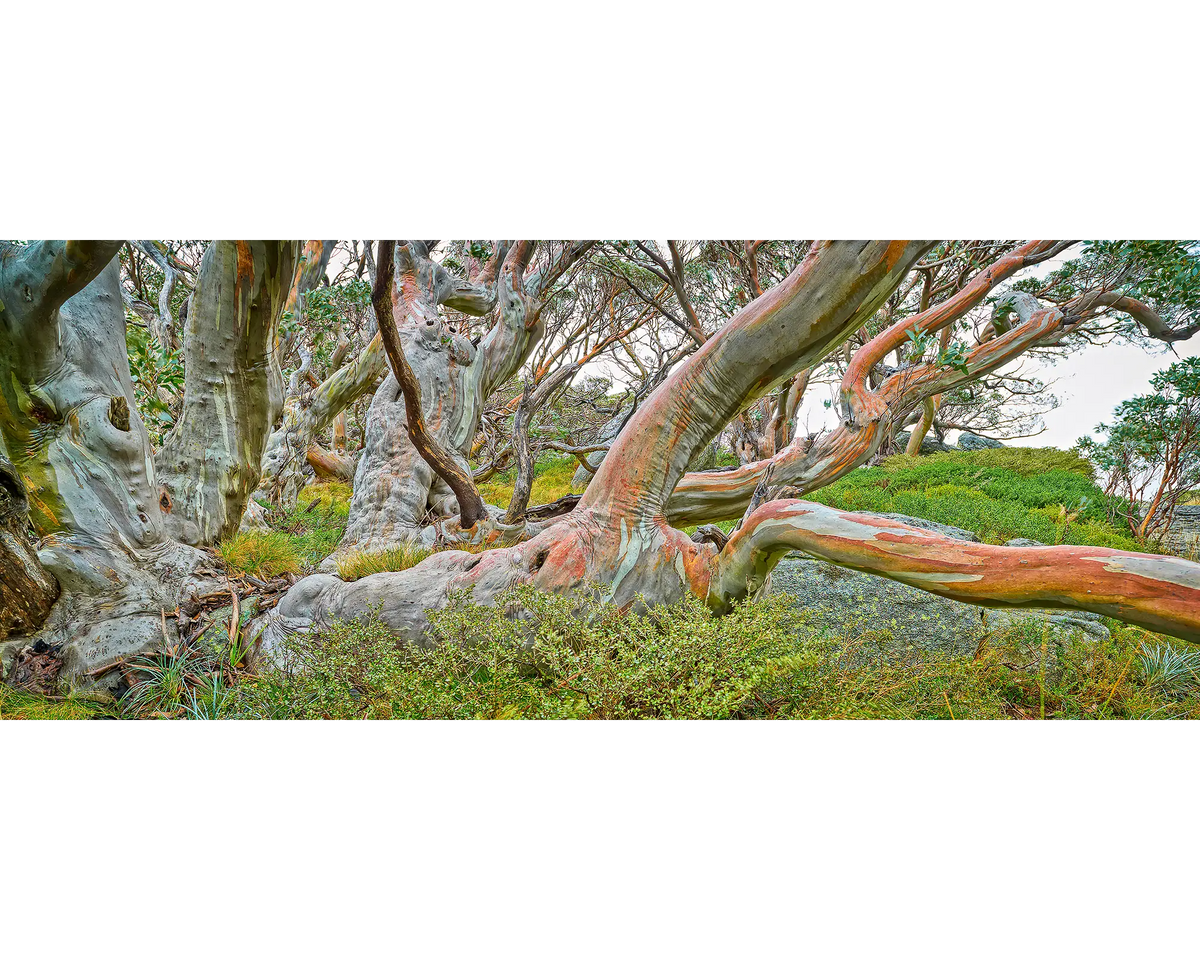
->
[331,241,591,560]
[0,456,58,641]
[156,240,299,545]
[258,333,388,511]
[260,241,930,646]
[307,443,356,482]
[504,364,580,522]
[0,244,216,688]
[905,396,940,455]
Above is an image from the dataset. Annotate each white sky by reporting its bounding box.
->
[790,248,1195,450]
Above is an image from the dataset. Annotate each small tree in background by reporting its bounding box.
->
[1079,357,1200,542]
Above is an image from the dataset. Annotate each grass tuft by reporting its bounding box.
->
[217,531,301,579]
[477,455,578,509]
[0,685,114,720]
[336,542,432,581]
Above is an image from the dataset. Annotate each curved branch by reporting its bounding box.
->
[133,240,182,349]
[841,240,1072,421]
[2,241,125,325]
[374,241,487,528]
[710,499,1200,643]
[582,241,932,521]
[1072,289,1200,344]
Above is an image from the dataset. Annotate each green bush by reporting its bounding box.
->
[236,589,799,719]
[16,582,1191,721]
[807,448,1144,550]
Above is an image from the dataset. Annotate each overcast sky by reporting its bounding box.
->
[787,247,1194,451]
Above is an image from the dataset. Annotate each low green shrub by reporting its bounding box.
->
[808,447,1144,550]
[233,589,798,719]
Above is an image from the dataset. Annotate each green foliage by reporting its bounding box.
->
[1088,240,1200,316]
[1077,356,1200,539]
[806,448,1144,550]
[1137,643,1200,694]
[478,454,579,509]
[125,322,184,446]
[132,589,1200,721]
[280,278,372,371]
[0,685,114,720]
[120,638,242,720]
[230,589,800,719]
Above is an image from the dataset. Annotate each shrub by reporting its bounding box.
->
[239,589,799,719]
[807,447,1143,550]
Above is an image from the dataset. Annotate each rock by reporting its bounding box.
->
[195,597,262,664]
[861,512,980,543]
[1004,538,1044,547]
[958,432,1005,451]
[894,431,952,454]
[769,548,1110,670]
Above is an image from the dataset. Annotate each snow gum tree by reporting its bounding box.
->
[261,240,1200,656]
[7,238,1200,694]
[155,240,299,544]
[0,242,218,683]
[330,240,593,559]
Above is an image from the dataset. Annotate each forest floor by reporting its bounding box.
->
[5,448,1199,720]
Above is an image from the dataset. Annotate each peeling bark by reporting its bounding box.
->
[0,456,58,640]
[0,245,215,687]
[156,240,299,545]
[712,501,1200,643]
[307,443,355,482]
[245,239,1200,660]
[332,241,592,559]
[261,241,931,647]
[374,241,488,528]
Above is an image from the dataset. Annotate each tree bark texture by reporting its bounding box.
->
[156,240,299,545]
[0,244,214,687]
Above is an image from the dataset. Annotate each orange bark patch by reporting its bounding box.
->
[234,241,255,322]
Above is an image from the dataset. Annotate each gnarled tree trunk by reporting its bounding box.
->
[0,456,58,640]
[0,243,216,688]
[156,240,299,545]
[258,239,1200,659]
[259,332,387,510]
[331,241,592,560]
